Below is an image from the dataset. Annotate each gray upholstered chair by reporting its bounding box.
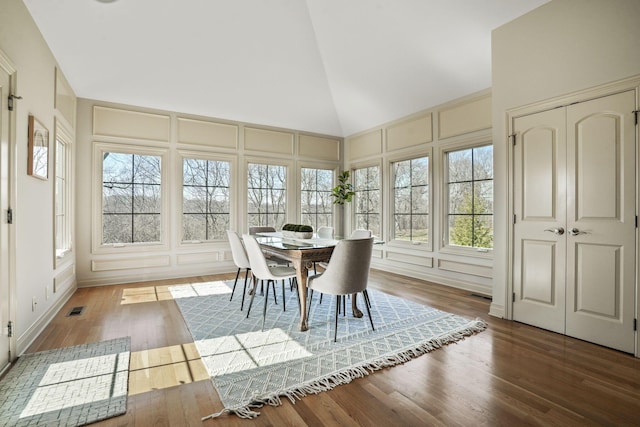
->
[307,237,375,342]
[242,234,299,331]
[226,230,252,310]
[248,226,277,234]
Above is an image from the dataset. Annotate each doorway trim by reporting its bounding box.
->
[0,48,17,369]
[505,75,640,357]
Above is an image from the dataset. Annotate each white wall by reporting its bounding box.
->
[0,0,77,353]
[491,0,640,317]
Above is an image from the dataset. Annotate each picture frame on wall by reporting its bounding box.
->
[27,115,49,180]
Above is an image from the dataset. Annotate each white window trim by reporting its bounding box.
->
[439,137,494,259]
[92,142,170,254]
[386,148,433,252]
[350,160,383,240]
[297,161,339,231]
[177,150,237,247]
[53,119,74,267]
[244,157,295,232]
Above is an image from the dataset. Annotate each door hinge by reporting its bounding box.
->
[633,110,639,125]
[509,134,516,145]
[6,208,12,224]
[634,318,637,331]
[513,214,516,224]
[512,292,516,303]
[7,321,12,338]
[7,94,22,111]
[636,215,638,228]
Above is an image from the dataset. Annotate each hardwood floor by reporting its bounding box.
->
[22,270,640,426]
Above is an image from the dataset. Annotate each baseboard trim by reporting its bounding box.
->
[16,281,77,356]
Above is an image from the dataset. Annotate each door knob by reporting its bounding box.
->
[569,228,587,236]
[544,227,565,236]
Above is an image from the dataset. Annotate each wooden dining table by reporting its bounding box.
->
[254,232,362,331]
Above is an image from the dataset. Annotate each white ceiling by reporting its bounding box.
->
[23,0,549,137]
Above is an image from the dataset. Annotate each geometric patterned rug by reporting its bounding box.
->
[173,280,486,419]
[0,337,130,427]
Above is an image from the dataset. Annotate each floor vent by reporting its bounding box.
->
[67,306,85,317]
[469,293,492,301]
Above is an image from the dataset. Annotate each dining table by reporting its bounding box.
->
[254,232,364,331]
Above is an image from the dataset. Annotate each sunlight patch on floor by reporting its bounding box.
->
[121,281,232,305]
[128,343,209,396]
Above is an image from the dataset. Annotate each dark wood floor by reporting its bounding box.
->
[23,270,640,426]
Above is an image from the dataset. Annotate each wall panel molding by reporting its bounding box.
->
[93,106,171,142]
[177,117,238,149]
[91,255,171,272]
[244,127,294,155]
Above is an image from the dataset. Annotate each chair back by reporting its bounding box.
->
[242,234,274,280]
[317,226,334,239]
[350,229,372,239]
[249,226,276,234]
[310,238,373,295]
[227,230,250,269]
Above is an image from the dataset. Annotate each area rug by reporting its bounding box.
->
[0,337,130,427]
[173,280,486,419]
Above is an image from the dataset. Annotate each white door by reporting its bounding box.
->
[513,90,636,353]
[0,64,11,370]
[513,107,567,334]
[565,91,636,353]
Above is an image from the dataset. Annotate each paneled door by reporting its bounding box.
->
[0,63,10,370]
[513,90,636,353]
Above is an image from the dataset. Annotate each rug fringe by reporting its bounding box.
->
[201,318,487,420]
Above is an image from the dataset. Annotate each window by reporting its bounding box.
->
[392,156,429,243]
[446,144,493,249]
[54,131,71,258]
[353,165,380,236]
[182,158,231,241]
[102,151,162,244]
[247,163,287,229]
[300,167,333,230]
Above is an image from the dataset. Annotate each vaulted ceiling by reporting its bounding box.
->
[23,0,548,137]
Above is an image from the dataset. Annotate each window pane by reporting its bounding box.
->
[102,152,162,244]
[248,163,287,228]
[391,156,429,243]
[301,168,333,230]
[448,150,472,182]
[448,182,472,214]
[182,158,231,242]
[446,145,493,249]
[354,165,380,237]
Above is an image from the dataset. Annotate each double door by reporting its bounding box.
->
[512,90,636,353]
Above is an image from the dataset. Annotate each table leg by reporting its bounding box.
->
[294,259,309,331]
[351,293,363,318]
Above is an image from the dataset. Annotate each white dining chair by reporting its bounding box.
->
[307,237,375,342]
[242,234,299,331]
[226,230,252,311]
[317,226,334,239]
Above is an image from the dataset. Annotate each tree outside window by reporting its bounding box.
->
[183,158,230,241]
[300,167,333,229]
[353,165,380,237]
[446,145,493,249]
[392,156,429,243]
[247,163,287,229]
[102,152,161,244]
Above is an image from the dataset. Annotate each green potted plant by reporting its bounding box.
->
[332,170,355,205]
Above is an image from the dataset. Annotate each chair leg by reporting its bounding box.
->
[246,277,258,318]
[307,287,315,319]
[281,280,286,312]
[229,268,241,301]
[240,269,250,311]
[272,281,277,304]
[334,295,340,342]
[363,290,375,331]
[262,280,271,331]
